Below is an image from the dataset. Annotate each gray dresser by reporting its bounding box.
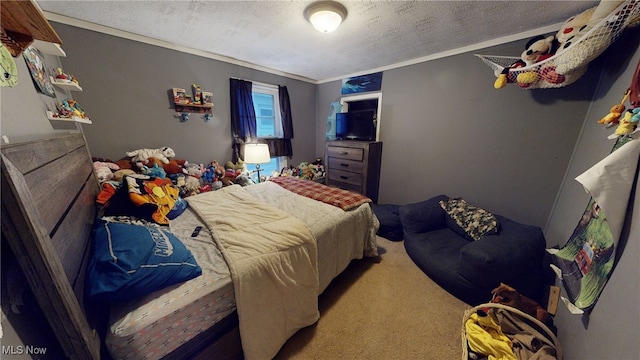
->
[325,140,382,203]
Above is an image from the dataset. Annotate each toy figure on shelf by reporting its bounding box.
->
[55,67,69,80]
[56,98,87,119]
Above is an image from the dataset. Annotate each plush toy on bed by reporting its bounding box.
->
[141,163,167,179]
[93,161,120,183]
[210,160,225,177]
[125,146,176,168]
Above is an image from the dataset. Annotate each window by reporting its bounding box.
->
[250,83,287,180]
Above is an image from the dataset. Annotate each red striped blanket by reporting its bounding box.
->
[269,176,371,211]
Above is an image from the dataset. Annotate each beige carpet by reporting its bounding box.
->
[275,236,471,360]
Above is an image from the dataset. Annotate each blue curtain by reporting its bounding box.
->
[229,79,294,160]
[230,78,256,160]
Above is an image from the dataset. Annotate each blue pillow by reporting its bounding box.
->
[86,220,202,302]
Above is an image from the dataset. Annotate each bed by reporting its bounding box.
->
[1,133,379,360]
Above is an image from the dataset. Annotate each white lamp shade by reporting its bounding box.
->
[304,1,347,33]
[309,10,343,33]
[244,144,271,164]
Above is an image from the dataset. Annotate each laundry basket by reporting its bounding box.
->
[461,303,563,360]
[476,0,640,89]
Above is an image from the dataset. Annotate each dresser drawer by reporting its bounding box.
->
[327,180,362,194]
[327,158,364,174]
[327,146,364,161]
[328,169,363,187]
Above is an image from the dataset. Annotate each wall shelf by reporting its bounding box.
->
[174,102,214,114]
[50,76,83,91]
[46,111,92,124]
[33,39,66,57]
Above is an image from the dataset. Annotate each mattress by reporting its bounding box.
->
[106,208,236,360]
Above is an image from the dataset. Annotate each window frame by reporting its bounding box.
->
[249,82,288,179]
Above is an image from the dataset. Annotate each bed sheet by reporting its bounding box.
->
[106,208,235,360]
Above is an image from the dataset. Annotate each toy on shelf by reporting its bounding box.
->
[477,0,640,90]
[49,67,82,91]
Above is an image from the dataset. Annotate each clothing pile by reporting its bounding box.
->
[462,284,562,360]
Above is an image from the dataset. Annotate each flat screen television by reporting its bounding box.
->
[335,110,376,141]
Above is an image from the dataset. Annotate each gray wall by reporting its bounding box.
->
[52,23,317,166]
[318,39,599,227]
[0,47,81,142]
[546,30,640,360]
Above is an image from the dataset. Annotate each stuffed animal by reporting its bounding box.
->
[608,109,639,139]
[521,35,557,66]
[184,162,204,178]
[514,34,563,88]
[161,159,187,175]
[554,1,634,74]
[494,34,557,89]
[556,6,597,51]
[125,146,176,168]
[210,160,225,177]
[225,160,245,173]
[598,103,626,126]
[234,173,253,186]
[631,107,640,123]
[113,169,135,181]
[201,165,215,183]
[93,161,120,183]
[141,163,167,179]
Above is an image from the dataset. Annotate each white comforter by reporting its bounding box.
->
[245,181,379,292]
[187,185,319,360]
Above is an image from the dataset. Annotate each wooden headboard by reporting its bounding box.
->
[1,133,101,359]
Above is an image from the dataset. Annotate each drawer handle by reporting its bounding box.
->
[340,163,349,167]
[341,152,349,155]
[340,175,348,179]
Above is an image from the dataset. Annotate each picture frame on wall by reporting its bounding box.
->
[23,46,56,97]
[341,72,383,95]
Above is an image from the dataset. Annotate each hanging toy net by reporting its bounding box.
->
[476,0,640,90]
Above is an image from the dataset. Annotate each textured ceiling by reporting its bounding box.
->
[37,0,598,82]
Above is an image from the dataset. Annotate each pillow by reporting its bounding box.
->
[86,220,202,302]
[439,198,499,241]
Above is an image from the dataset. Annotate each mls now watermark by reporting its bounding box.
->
[2,345,48,356]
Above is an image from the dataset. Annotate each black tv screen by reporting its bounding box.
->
[335,110,376,141]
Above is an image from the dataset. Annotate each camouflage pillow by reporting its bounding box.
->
[439,198,499,241]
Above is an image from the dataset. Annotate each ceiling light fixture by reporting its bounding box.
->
[304,1,347,33]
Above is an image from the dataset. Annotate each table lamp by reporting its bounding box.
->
[244,143,271,182]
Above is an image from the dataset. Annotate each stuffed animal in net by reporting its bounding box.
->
[494,35,557,89]
[125,146,176,168]
[514,35,560,88]
[554,1,639,75]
